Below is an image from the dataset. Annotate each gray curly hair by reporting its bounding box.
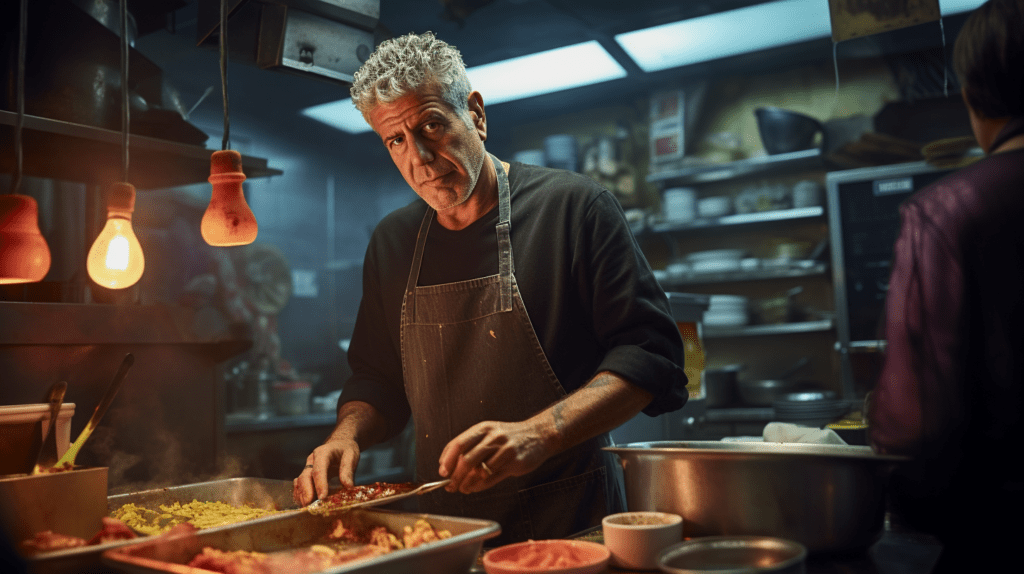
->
[351,32,473,122]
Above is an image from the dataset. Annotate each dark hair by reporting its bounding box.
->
[953,0,1024,118]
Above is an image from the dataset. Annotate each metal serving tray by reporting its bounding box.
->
[24,477,299,574]
[101,507,501,574]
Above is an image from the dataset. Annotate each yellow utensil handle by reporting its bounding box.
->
[55,353,134,468]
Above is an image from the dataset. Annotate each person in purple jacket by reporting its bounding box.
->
[869,0,1023,570]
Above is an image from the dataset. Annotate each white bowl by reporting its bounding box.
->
[697,196,733,218]
[704,310,749,327]
[686,249,746,263]
[602,511,683,570]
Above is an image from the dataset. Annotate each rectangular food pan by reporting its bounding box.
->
[24,478,299,574]
[101,507,501,574]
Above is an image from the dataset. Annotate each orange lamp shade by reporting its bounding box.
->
[87,183,145,289]
[0,194,52,284]
[202,150,258,246]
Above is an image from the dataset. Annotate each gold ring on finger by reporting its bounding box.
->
[480,462,494,476]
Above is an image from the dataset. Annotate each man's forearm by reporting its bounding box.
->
[328,400,389,450]
[531,371,653,456]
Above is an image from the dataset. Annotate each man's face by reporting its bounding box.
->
[368,86,487,212]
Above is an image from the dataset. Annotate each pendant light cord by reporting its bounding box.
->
[120,0,129,182]
[220,0,230,151]
[12,0,27,195]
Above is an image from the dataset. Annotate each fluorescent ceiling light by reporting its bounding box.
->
[303,40,626,134]
[617,0,988,73]
[302,98,370,134]
[615,0,832,73]
[466,40,626,105]
[939,0,987,14]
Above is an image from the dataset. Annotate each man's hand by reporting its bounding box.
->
[292,400,389,506]
[292,438,361,506]
[438,419,556,494]
[438,371,653,495]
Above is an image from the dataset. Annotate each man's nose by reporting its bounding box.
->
[413,136,434,164]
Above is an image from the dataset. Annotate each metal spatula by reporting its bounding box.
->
[30,381,68,475]
[308,479,451,512]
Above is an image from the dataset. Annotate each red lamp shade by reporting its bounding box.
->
[202,150,258,246]
[0,194,52,284]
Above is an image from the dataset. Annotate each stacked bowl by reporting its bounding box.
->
[703,295,749,327]
[773,391,848,428]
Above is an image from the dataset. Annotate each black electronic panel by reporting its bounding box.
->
[834,167,953,342]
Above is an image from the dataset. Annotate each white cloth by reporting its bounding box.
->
[762,422,848,445]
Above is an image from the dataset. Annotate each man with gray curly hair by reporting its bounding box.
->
[296,31,687,543]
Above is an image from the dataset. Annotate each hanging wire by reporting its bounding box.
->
[12,0,28,195]
[938,16,949,97]
[120,0,130,181]
[220,0,230,150]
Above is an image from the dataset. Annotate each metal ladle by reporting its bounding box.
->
[53,353,134,470]
[30,380,68,475]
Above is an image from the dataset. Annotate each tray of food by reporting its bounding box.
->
[101,507,501,574]
[22,478,300,574]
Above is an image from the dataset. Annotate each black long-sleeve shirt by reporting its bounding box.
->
[339,162,687,439]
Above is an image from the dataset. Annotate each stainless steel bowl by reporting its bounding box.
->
[605,441,906,553]
[659,536,807,574]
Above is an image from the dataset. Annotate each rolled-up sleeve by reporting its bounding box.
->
[582,192,687,416]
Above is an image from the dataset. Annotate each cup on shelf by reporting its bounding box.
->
[662,187,697,223]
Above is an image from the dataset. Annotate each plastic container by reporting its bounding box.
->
[666,293,710,400]
[270,381,312,416]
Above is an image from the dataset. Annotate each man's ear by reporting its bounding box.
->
[468,91,487,141]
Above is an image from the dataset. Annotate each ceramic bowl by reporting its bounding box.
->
[603,511,684,570]
[482,539,610,574]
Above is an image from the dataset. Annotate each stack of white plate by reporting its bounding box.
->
[687,249,746,274]
[703,294,749,327]
[663,188,696,223]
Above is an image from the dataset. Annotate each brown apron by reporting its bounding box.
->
[400,154,622,544]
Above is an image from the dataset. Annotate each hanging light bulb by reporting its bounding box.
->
[0,195,52,284]
[202,149,258,246]
[87,182,144,289]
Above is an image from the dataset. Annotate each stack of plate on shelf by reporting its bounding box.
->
[703,294,749,327]
[687,249,746,274]
[772,391,847,428]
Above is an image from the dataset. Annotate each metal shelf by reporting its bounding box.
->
[0,110,282,190]
[704,319,834,339]
[660,261,828,286]
[648,149,824,185]
[643,206,825,235]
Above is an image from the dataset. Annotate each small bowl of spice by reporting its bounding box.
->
[602,511,683,570]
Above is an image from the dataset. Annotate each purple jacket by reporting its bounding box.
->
[869,118,1024,553]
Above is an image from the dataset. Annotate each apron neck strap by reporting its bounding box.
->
[403,154,516,311]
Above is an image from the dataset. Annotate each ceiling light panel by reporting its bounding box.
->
[303,40,626,133]
[615,0,832,73]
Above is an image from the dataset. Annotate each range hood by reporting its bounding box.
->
[197,0,381,85]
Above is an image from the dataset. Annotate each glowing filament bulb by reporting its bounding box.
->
[202,150,258,246]
[87,182,144,289]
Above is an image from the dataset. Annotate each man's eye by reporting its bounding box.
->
[389,136,404,147]
[423,122,441,133]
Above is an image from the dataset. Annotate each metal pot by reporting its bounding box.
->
[703,366,741,407]
[737,379,798,407]
[605,441,906,553]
